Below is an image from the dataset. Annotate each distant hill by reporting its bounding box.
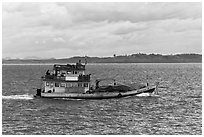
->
[2,53,202,64]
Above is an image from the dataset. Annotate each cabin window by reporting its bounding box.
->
[67,71,71,74]
[61,71,66,76]
[78,71,81,74]
[66,83,72,87]
[84,83,88,87]
[46,82,49,86]
[50,82,54,87]
[75,71,78,74]
[72,83,78,87]
[72,71,75,74]
[55,82,60,87]
[57,71,60,76]
[61,83,66,87]
[78,83,83,87]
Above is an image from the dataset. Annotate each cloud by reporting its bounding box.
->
[53,37,66,43]
[2,2,202,58]
[58,3,201,23]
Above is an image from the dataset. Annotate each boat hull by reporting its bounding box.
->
[35,85,157,99]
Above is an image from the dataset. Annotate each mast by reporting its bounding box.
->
[85,56,88,65]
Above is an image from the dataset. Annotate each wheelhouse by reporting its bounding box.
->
[42,61,91,93]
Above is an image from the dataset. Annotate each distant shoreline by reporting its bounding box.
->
[2,53,202,64]
[2,63,202,66]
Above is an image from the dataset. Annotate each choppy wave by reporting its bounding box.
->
[2,63,202,135]
[2,94,34,100]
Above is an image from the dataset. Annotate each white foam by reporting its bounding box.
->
[136,93,160,97]
[136,93,152,97]
[2,94,34,100]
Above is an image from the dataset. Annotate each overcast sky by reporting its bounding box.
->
[2,2,202,59]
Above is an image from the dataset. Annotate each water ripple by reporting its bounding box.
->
[2,63,202,135]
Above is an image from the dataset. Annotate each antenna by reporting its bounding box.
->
[145,71,149,86]
[85,55,87,65]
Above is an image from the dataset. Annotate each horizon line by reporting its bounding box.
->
[2,52,202,60]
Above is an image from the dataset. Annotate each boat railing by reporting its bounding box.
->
[44,74,90,82]
[53,63,85,71]
[44,74,66,81]
[78,74,91,81]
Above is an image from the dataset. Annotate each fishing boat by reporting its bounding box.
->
[34,60,159,99]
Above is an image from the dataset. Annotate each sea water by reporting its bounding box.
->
[2,63,202,135]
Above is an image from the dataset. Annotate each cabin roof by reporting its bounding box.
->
[53,63,85,71]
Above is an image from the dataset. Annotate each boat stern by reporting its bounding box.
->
[34,88,42,97]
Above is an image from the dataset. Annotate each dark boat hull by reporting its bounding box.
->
[35,85,157,99]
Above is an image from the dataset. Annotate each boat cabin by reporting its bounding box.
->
[42,61,90,93]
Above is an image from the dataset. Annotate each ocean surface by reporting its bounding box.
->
[2,63,202,135]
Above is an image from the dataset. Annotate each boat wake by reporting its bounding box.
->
[136,93,159,97]
[54,98,85,101]
[2,94,34,100]
[136,93,152,97]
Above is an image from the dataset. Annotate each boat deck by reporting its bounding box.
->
[38,85,156,99]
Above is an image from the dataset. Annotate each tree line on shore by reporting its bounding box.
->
[3,53,202,64]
